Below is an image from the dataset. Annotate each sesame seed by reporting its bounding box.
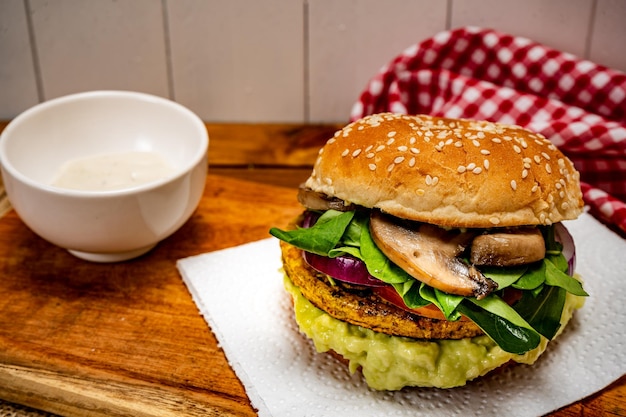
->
[545,163,552,174]
[489,217,501,225]
[532,184,539,193]
[366,153,375,159]
[559,191,565,198]
[522,169,528,179]
[542,152,551,160]
[561,202,569,210]
[480,149,490,155]
[483,160,490,170]
[387,138,395,145]
[328,137,337,143]
[510,180,517,190]
[513,145,521,153]
[410,137,416,144]
[426,175,432,185]
[409,157,416,167]
[492,138,502,143]
[432,176,439,185]
[472,167,482,174]
[394,156,405,164]
[341,149,349,157]
[416,188,425,196]
[454,141,463,147]
[457,165,466,173]
[388,131,397,137]
[368,163,377,171]
[387,163,395,172]
[365,145,373,152]
[534,155,541,163]
[467,162,476,170]
[555,182,562,189]
[410,147,420,154]
[376,145,385,152]
[472,139,481,147]
[397,145,408,152]
[352,149,362,157]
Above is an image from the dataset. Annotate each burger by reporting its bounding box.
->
[270,113,588,390]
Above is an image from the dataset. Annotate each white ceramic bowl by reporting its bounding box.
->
[0,91,208,262]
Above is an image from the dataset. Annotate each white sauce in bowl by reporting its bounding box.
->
[52,151,175,191]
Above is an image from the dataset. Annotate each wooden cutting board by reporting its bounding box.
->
[0,173,304,416]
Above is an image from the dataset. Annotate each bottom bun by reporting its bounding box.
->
[282,266,585,391]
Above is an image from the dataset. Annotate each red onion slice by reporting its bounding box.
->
[303,251,386,287]
[555,223,576,276]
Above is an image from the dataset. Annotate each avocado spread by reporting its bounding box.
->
[283,273,585,391]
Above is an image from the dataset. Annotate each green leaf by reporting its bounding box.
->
[514,285,566,340]
[513,261,545,290]
[269,210,354,256]
[544,258,589,296]
[470,294,535,331]
[394,281,430,309]
[359,219,412,284]
[482,265,528,290]
[341,210,368,247]
[457,300,541,355]
[434,288,463,320]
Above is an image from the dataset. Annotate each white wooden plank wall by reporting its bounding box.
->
[1,0,625,123]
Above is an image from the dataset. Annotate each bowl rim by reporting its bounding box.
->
[0,90,208,198]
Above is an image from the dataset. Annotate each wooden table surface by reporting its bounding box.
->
[0,121,624,416]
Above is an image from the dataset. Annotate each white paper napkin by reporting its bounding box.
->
[177,212,626,417]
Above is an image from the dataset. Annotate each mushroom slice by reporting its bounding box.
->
[369,211,497,300]
[297,185,356,211]
[470,228,546,267]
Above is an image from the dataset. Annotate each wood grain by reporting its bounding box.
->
[0,121,623,416]
[0,173,302,416]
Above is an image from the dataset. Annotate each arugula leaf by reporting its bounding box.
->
[457,300,541,354]
[434,288,463,320]
[544,258,588,296]
[470,293,535,330]
[515,285,566,339]
[393,281,431,309]
[359,219,412,284]
[482,265,528,290]
[513,261,546,290]
[269,210,354,255]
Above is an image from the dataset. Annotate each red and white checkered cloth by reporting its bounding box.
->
[351,26,626,236]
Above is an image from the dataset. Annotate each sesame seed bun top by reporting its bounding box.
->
[304,113,584,228]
